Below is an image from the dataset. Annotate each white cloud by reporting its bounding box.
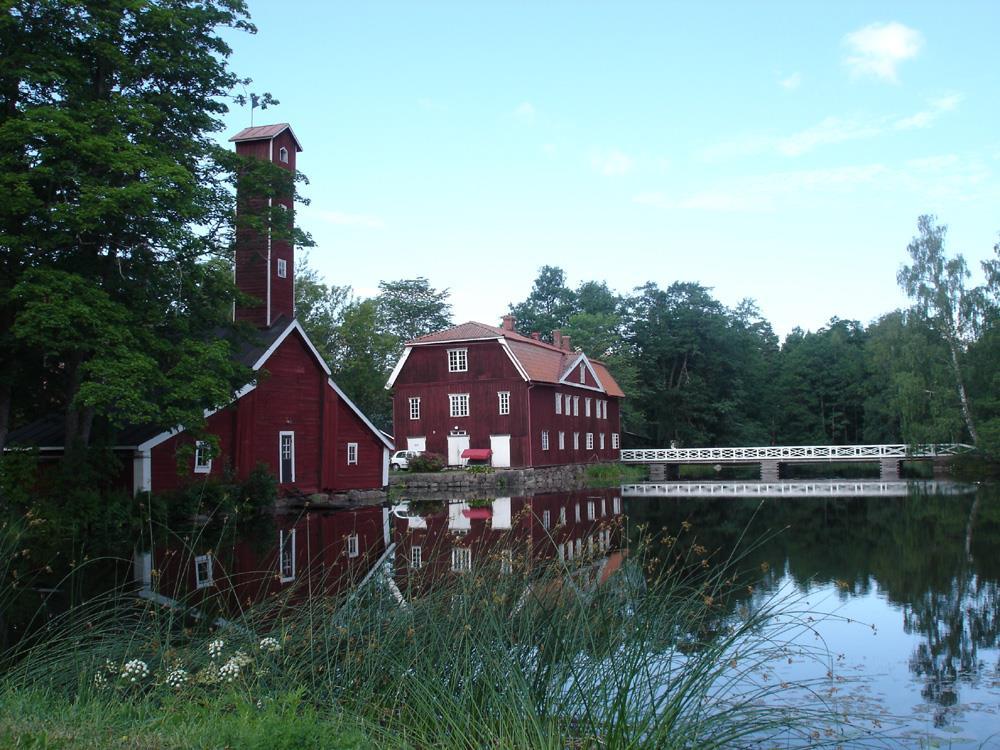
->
[780,72,802,90]
[894,93,962,129]
[776,116,883,156]
[514,101,536,122]
[843,21,923,83]
[590,148,634,176]
[314,210,384,229]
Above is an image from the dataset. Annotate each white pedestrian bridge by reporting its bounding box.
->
[619,443,976,480]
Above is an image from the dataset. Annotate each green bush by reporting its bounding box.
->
[407,452,445,473]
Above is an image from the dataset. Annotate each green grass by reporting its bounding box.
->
[0,515,871,749]
[585,461,647,485]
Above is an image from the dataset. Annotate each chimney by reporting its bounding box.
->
[230,123,303,328]
[501,314,516,331]
[552,329,562,348]
[530,332,541,341]
[561,335,571,352]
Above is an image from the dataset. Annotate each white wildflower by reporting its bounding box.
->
[208,639,225,659]
[121,659,149,683]
[219,657,241,682]
[259,637,281,653]
[93,671,108,689]
[233,649,252,667]
[165,668,189,688]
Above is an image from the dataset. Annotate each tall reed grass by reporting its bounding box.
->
[0,509,877,748]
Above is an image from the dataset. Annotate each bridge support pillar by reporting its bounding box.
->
[932,458,951,479]
[649,464,666,481]
[760,460,782,481]
[879,459,901,480]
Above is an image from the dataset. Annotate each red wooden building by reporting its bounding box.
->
[7,123,391,496]
[386,317,625,467]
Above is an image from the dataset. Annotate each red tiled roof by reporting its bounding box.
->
[229,123,302,151]
[407,321,625,397]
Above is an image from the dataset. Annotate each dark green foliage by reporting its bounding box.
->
[408,452,445,473]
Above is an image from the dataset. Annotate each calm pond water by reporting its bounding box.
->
[620,480,1000,747]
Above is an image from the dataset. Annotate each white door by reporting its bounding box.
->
[447,434,470,466]
[490,434,511,468]
[407,437,426,453]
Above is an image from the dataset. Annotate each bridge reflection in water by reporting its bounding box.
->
[622,480,977,498]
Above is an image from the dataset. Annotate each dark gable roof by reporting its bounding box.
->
[228,123,303,152]
[6,318,292,451]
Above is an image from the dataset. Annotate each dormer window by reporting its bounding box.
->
[278,146,289,163]
[448,348,468,372]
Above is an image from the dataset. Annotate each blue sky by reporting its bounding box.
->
[217,2,1000,339]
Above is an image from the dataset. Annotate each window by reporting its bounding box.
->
[602,400,608,419]
[573,396,579,416]
[587,501,595,520]
[557,543,565,562]
[498,391,510,415]
[564,394,571,414]
[194,554,213,589]
[586,433,594,450]
[449,393,469,417]
[501,549,513,574]
[346,533,359,558]
[451,547,472,572]
[447,348,468,372]
[588,536,595,556]
[559,506,566,526]
[575,503,581,522]
[541,430,549,451]
[579,363,586,383]
[575,538,582,557]
[347,442,358,465]
[278,146,289,163]
[566,540,574,560]
[612,433,620,449]
[573,432,580,450]
[599,433,605,450]
[410,545,423,569]
[601,498,606,516]
[558,431,565,450]
[194,441,212,474]
[279,431,295,483]
[279,529,296,582]
[542,509,551,529]
[613,496,621,514]
[555,392,561,414]
[277,258,287,278]
[585,398,591,417]
[409,397,421,420]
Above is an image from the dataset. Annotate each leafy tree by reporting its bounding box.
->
[897,216,984,445]
[294,255,353,364]
[330,299,398,431]
[0,0,287,452]
[376,277,453,345]
[508,265,576,341]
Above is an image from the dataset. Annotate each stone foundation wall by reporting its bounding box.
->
[391,464,593,496]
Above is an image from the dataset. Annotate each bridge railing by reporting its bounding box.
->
[619,443,976,463]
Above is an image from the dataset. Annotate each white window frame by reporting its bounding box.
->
[451,547,472,572]
[555,392,562,415]
[579,363,586,383]
[612,433,620,449]
[613,496,621,514]
[585,398,591,417]
[279,528,296,583]
[347,533,359,558]
[573,396,579,416]
[409,397,421,420]
[542,509,551,529]
[599,433,605,450]
[575,503,581,522]
[559,506,567,526]
[587,500,595,520]
[447,348,468,372]
[558,431,565,450]
[347,442,358,465]
[449,393,470,418]
[194,554,213,589]
[586,432,594,450]
[277,257,287,278]
[573,432,580,450]
[601,498,607,516]
[410,545,423,569]
[541,430,549,451]
[564,394,571,414]
[279,431,295,483]
[498,391,510,415]
[194,441,212,474]
[278,146,289,163]
[576,538,582,557]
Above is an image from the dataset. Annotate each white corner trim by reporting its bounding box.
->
[382,447,389,487]
[385,346,412,389]
[498,338,530,382]
[327,377,395,450]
